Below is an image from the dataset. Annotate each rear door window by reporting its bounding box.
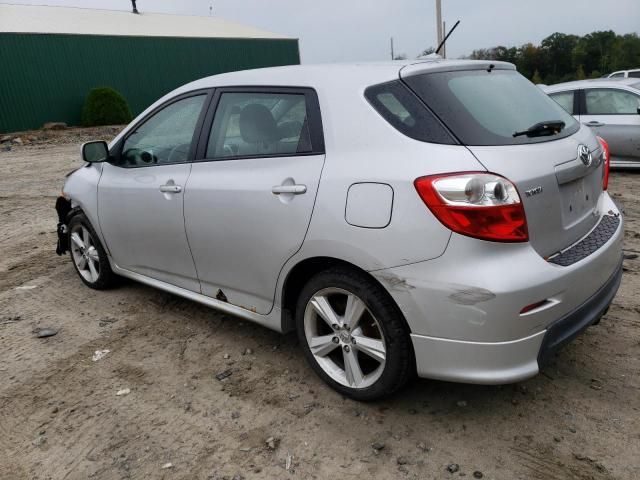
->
[206,92,314,159]
[585,88,640,115]
[549,91,575,114]
[403,69,579,146]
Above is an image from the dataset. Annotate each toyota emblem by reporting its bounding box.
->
[578,144,592,167]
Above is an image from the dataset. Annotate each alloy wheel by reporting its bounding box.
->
[70,224,100,283]
[303,287,386,389]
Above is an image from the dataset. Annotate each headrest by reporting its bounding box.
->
[239,104,280,143]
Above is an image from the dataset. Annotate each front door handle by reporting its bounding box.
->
[584,121,605,127]
[272,184,307,195]
[160,184,182,193]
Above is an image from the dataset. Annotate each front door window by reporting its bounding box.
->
[118,95,206,167]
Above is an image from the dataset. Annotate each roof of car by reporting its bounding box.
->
[112,59,517,147]
[542,78,640,92]
[173,59,515,95]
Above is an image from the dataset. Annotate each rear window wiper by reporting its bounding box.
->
[513,120,565,138]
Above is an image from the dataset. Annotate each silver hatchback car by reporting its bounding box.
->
[56,60,623,400]
[543,78,640,169]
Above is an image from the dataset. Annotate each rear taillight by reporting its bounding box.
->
[597,136,610,191]
[414,172,529,242]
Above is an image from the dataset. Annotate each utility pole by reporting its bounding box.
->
[436,0,443,50]
[390,37,395,60]
[442,21,446,58]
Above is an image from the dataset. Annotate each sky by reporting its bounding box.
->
[4,0,640,62]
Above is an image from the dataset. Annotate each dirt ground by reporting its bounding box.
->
[1,127,639,480]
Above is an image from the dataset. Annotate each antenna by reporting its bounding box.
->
[435,20,460,55]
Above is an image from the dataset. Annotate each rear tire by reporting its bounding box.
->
[68,213,116,290]
[295,267,414,401]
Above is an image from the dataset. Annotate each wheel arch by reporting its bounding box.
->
[279,256,410,335]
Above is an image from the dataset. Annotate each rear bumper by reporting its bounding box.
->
[610,159,640,169]
[408,258,622,384]
[537,257,622,365]
[373,193,623,384]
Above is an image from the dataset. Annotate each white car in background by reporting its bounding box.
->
[606,69,640,79]
[543,78,640,168]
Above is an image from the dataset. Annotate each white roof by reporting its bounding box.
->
[178,59,515,92]
[0,3,292,40]
[542,77,640,93]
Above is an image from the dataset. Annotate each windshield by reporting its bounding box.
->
[404,69,579,146]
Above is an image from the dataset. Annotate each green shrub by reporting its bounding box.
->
[81,87,132,127]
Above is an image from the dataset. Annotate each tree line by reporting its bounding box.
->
[466,31,640,84]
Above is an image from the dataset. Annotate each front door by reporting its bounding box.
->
[580,87,640,165]
[185,88,326,314]
[98,92,209,291]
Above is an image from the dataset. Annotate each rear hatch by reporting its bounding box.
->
[401,62,604,258]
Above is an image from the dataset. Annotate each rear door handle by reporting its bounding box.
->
[159,184,182,193]
[584,121,605,127]
[272,184,307,195]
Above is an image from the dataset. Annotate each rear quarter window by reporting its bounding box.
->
[364,81,456,145]
[549,91,575,114]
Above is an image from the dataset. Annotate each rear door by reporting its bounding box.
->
[580,87,640,165]
[184,87,325,314]
[402,65,604,258]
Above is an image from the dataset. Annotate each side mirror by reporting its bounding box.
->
[81,140,109,163]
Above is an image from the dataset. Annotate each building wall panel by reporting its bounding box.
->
[0,33,300,132]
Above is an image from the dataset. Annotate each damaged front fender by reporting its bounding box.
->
[55,196,72,255]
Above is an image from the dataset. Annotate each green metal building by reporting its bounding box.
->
[0,4,300,133]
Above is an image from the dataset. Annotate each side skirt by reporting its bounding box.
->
[111,262,284,333]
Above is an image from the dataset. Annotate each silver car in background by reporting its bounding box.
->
[543,78,640,168]
[56,60,623,400]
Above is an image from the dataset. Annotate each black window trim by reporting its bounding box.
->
[194,86,326,163]
[109,88,214,169]
[582,87,640,116]
[577,89,585,116]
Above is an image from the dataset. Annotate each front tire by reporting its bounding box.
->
[68,213,116,290]
[295,267,414,401]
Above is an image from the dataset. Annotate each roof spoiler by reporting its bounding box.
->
[400,60,516,79]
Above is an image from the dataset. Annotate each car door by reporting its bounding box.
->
[580,87,640,165]
[98,91,211,291]
[184,87,325,314]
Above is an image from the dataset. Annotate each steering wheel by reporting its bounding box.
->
[167,144,189,164]
[122,147,157,166]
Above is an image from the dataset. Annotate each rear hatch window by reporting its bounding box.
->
[403,69,579,146]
